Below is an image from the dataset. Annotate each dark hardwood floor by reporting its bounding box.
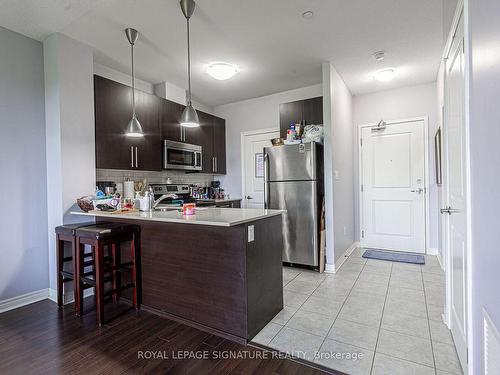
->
[0,300,337,375]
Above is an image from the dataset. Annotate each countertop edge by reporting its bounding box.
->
[70,209,283,227]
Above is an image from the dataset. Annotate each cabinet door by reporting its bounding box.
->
[94,75,136,170]
[212,116,226,175]
[302,96,323,125]
[279,101,303,138]
[190,111,214,174]
[133,90,161,171]
[160,99,184,142]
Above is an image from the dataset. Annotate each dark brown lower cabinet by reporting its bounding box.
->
[97,216,283,343]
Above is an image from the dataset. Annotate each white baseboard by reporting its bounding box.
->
[48,288,94,305]
[324,242,360,274]
[428,247,439,256]
[0,289,50,313]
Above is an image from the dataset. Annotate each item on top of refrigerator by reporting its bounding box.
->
[303,124,324,143]
[271,138,284,146]
[286,129,296,141]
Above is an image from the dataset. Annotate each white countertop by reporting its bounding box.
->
[71,207,284,227]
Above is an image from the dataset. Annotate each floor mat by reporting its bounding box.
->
[362,249,425,264]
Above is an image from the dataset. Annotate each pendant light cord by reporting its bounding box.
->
[186,18,192,105]
[131,42,136,117]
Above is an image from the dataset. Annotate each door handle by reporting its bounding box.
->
[411,188,424,194]
[130,146,134,168]
[135,147,138,168]
[440,206,460,215]
[264,153,270,209]
[246,196,254,200]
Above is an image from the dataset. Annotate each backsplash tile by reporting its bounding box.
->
[96,169,216,187]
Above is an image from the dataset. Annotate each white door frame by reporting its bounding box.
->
[357,116,431,253]
[240,127,280,203]
[441,2,472,373]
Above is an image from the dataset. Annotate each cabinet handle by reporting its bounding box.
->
[212,157,215,172]
[215,156,218,173]
[180,127,183,142]
[130,146,134,168]
[135,147,138,168]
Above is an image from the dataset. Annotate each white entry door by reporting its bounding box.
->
[443,12,468,372]
[360,120,426,253]
[242,130,279,208]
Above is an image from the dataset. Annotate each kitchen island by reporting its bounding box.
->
[72,208,284,344]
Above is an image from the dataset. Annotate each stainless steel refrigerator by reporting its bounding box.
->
[264,142,323,267]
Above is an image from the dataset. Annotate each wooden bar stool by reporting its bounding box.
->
[75,223,141,326]
[55,222,94,312]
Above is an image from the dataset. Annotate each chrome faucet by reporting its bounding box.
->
[153,193,179,209]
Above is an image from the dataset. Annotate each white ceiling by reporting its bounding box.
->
[0,0,454,106]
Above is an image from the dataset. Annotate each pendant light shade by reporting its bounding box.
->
[180,0,199,128]
[180,103,200,128]
[125,115,144,137]
[125,28,144,137]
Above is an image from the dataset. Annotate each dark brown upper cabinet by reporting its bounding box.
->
[279,96,323,138]
[94,75,161,171]
[212,116,226,175]
[95,74,226,174]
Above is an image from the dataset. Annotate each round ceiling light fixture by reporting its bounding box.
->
[207,62,239,80]
[374,68,396,82]
[302,10,314,19]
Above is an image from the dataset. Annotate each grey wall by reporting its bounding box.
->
[44,33,96,292]
[323,63,355,267]
[352,82,440,251]
[467,0,500,372]
[0,27,48,300]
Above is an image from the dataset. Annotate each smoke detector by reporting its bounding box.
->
[302,11,314,19]
[373,51,387,61]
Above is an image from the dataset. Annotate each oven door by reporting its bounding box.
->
[163,140,202,171]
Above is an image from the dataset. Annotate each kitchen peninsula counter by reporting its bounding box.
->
[71,207,281,227]
[71,208,284,344]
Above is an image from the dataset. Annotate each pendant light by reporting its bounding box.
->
[179,0,200,128]
[125,28,144,137]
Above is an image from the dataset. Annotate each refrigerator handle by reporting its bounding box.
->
[264,152,270,209]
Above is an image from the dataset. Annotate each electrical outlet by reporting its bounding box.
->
[248,225,255,242]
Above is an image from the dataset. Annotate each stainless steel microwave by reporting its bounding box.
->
[163,140,202,171]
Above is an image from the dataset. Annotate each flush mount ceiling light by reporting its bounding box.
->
[374,68,396,82]
[302,10,314,19]
[207,62,238,80]
[179,0,200,128]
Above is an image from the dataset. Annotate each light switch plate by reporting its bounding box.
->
[248,225,255,242]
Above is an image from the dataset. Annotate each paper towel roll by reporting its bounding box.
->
[124,180,135,199]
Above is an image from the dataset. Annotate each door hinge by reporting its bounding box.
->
[361,184,364,192]
[361,230,365,238]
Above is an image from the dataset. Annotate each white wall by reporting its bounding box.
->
[0,27,48,301]
[466,0,500,372]
[213,84,323,196]
[94,62,154,94]
[323,63,355,267]
[353,82,440,251]
[44,33,96,292]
